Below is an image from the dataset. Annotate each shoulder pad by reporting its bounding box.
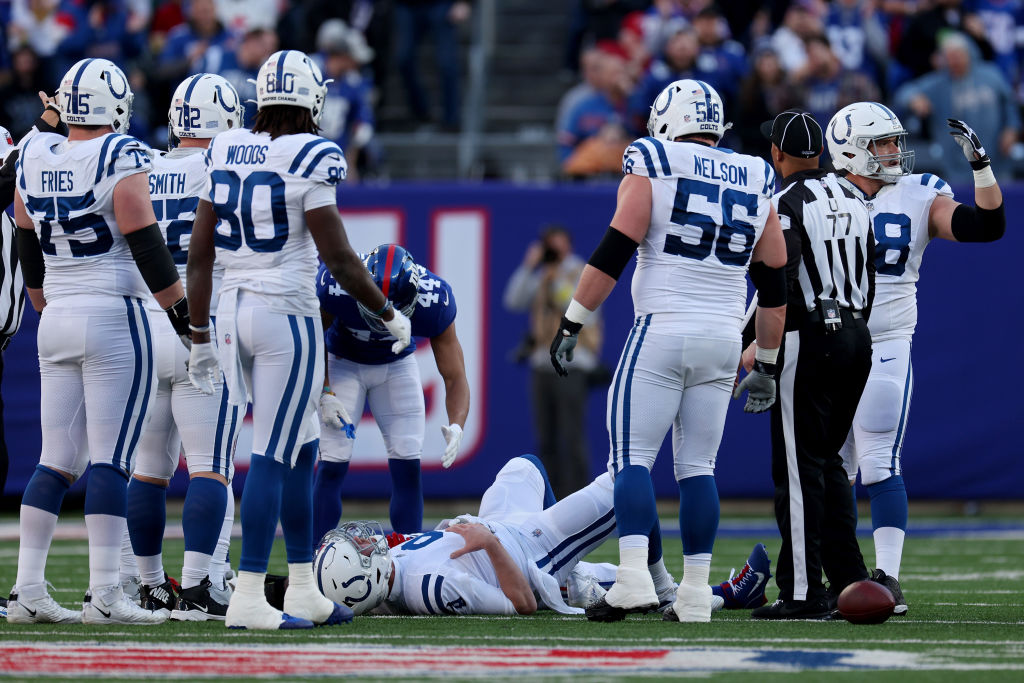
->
[623,137,671,178]
[286,137,347,185]
[915,172,954,200]
[95,134,152,184]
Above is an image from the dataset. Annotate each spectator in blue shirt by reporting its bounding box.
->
[965,0,1024,86]
[195,27,277,127]
[895,31,1020,181]
[824,0,889,84]
[315,19,377,181]
[692,6,747,107]
[557,50,633,175]
[791,34,879,135]
[158,0,233,81]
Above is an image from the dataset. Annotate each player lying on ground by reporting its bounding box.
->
[312,455,771,616]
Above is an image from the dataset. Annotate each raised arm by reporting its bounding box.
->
[431,321,470,468]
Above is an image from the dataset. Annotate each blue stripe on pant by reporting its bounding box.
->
[265,315,317,466]
[112,298,154,472]
[609,314,652,473]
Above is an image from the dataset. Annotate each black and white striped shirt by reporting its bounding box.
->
[775,169,874,326]
[0,210,25,344]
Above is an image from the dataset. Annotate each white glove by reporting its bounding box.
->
[187,342,219,395]
[320,390,355,438]
[383,307,412,354]
[440,423,463,469]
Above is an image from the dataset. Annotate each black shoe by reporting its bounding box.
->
[871,569,907,615]
[585,596,653,622]
[170,577,228,622]
[661,604,678,622]
[750,597,833,620]
[140,578,177,614]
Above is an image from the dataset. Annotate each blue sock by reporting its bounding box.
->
[388,458,423,533]
[183,477,228,557]
[281,441,316,564]
[126,478,167,558]
[85,464,128,517]
[517,454,557,508]
[22,465,70,514]
[648,519,663,565]
[239,454,286,573]
[312,460,349,545]
[613,465,657,537]
[678,475,719,555]
[867,475,908,531]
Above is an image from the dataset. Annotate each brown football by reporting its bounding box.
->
[838,580,896,624]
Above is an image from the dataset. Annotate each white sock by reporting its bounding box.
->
[16,505,58,589]
[120,525,139,583]
[86,513,125,589]
[287,562,315,590]
[682,553,712,587]
[873,527,906,579]
[648,557,675,595]
[618,536,649,570]
[137,554,165,588]
[210,486,235,585]
[181,551,213,590]
[235,570,267,598]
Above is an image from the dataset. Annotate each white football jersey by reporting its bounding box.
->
[382,522,531,616]
[147,147,224,313]
[842,173,954,340]
[16,131,153,304]
[622,137,775,337]
[204,128,346,315]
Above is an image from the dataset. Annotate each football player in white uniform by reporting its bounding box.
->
[550,80,788,623]
[185,49,412,630]
[314,455,771,617]
[828,103,1005,614]
[122,74,244,621]
[9,58,192,625]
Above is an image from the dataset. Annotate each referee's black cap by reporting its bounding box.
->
[760,110,824,159]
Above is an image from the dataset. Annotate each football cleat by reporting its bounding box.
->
[7,585,81,624]
[82,584,166,625]
[121,576,143,605]
[140,578,177,617]
[871,568,907,615]
[750,597,833,621]
[566,570,608,610]
[655,582,678,613]
[225,593,314,630]
[171,577,228,622]
[669,583,713,623]
[713,543,771,609]
[585,567,658,622]
[0,595,7,619]
[283,582,353,626]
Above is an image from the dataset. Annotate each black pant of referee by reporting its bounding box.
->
[766,310,871,615]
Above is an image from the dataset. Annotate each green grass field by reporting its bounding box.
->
[2,511,1023,680]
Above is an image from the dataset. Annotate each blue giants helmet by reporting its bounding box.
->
[357,244,422,333]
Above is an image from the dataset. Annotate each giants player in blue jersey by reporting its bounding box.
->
[122,74,244,621]
[313,243,469,540]
[9,58,191,625]
[828,103,1005,614]
[551,80,787,623]
[186,50,411,630]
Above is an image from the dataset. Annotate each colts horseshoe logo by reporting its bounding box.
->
[830,114,853,146]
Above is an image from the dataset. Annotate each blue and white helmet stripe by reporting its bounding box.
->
[168,73,243,140]
[254,50,334,125]
[826,101,914,182]
[56,58,135,132]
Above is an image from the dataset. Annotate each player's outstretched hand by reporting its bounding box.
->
[549,316,582,376]
[447,523,496,559]
[320,390,355,438]
[732,361,777,413]
[187,342,219,395]
[440,423,463,468]
[384,308,412,354]
[948,119,991,168]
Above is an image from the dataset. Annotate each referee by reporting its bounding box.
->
[746,110,874,620]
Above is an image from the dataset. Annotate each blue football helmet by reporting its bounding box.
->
[357,244,422,333]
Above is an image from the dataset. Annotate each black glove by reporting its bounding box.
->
[165,296,191,349]
[732,360,777,413]
[947,119,991,170]
[549,316,582,377]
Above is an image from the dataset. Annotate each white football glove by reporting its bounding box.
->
[383,308,412,354]
[440,423,463,469]
[187,342,219,395]
[320,391,355,438]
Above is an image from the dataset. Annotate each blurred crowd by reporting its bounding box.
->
[0,0,473,179]
[557,0,1024,182]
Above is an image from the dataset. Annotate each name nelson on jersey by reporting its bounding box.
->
[692,156,748,185]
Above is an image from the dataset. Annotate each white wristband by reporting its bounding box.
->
[564,298,593,326]
[973,166,997,189]
[755,346,779,364]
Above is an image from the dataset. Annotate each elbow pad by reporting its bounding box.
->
[588,226,640,280]
[16,228,45,289]
[125,223,180,293]
[951,202,1005,242]
[749,262,787,308]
